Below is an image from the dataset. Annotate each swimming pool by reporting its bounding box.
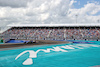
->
[0,40,100,67]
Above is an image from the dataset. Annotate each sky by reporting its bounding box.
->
[0,0,100,30]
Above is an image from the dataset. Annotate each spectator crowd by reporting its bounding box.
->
[1,27,100,40]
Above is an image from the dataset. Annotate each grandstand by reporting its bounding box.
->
[1,24,100,41]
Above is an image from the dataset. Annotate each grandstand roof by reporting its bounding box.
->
[7,23,100,27]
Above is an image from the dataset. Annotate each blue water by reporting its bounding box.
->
[0,40,100,67]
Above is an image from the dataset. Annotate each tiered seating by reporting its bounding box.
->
[2,27,100,40]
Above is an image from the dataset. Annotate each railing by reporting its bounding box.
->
[64,29,66,39]
[47,30,52,38]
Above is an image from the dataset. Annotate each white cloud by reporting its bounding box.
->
[69,0,77,7]
[0,0,70,26]
[68,2,100,23]
[40,13,49,21]
[0,0,31,8]
[0,0,100,32]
